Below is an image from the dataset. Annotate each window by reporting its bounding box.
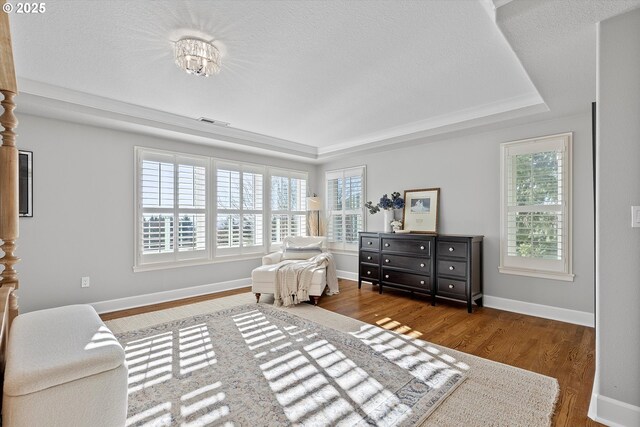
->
[136,149,209,267]
[499,133,573,281]
[270,169,308,246]
[326,166,365,251]
[215,162,265,255]
[135,147,309,270]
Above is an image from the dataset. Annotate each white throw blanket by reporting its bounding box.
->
[274,252,339,307]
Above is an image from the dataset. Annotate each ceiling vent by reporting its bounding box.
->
[197,117,230,127]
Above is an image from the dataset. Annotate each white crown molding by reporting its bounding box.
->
[90,277,251,314]
[589,393,640,427]
[17,78,319,161]
[317,100,550,161]
[318,92,546,156]
[492,0,516,8]
[17,78,548,162]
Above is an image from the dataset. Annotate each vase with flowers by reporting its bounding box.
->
[364,192,405,233]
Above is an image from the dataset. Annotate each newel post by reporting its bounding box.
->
[0,12,20,324]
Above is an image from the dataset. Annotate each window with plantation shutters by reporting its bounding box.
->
[135,147,310,270]
[326,166,365,251]
[136,148,208,267]
[270,170,308,247]
[215,161,265,255]
[500,133,574,281]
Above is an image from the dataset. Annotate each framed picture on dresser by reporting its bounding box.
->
[403,188,439,233]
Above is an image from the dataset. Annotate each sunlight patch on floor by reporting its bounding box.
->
[125,325,231,426]
[231,309,413,426]
[352,322,468,391]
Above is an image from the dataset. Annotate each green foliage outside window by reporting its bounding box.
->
[511,151,562,260]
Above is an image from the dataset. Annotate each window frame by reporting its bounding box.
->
[499,132,574,281]
[325,166,366,252]
[214,160,266,257]
[134,146,309,271]
[268,168,309,252]
[135,148,211,269]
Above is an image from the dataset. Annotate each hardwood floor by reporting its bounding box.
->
[101,279,599,426]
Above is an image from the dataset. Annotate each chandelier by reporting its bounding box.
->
[174,38,221,77]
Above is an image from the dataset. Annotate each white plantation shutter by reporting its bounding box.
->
[500,133,573,281]
[135,148,311,269]
[326,166,365,251]
[136,149,209,266]
[270,169,308,247]
[215,161,265,255]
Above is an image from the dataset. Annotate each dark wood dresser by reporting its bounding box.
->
[358,232,483,312]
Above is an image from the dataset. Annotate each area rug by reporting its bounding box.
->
[117,303,466,426]
[106,292,559,426]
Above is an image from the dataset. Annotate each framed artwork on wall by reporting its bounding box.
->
[402,188,439,233]
[18,150,33,217]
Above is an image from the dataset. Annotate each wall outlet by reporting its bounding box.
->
[81,276,90,288]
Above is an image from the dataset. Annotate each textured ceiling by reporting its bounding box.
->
[9,0,541,152]
[496,0,640,119]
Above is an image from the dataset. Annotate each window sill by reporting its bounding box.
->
[498,266,575,282]
[134,254,264,273]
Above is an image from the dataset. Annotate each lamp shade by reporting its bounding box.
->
[306,197,321,211]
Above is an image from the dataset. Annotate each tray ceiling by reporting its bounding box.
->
[9,0,547,157]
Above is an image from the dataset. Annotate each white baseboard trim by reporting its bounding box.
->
[483,295,594,327]
[91,278,252,314]
[588,393,640,427]
[335,271,594,327]
[336,270,358,281]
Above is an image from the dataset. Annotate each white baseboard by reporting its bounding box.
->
[589,393,640,427]
[483,295,594,327]
[336,270,358,281]
[337,270,594,326]
[91,278,252,314]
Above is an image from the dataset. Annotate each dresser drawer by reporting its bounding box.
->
[436,278,467,298]
[438,260,467,278]
[437,241,468,259]
[381,238,431,256]
[360,236,380,250]
[360,265,379,281]
[382,269,430,289]
[360,251,379,264]
[381,254,430,274]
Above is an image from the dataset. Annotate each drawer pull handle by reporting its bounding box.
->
[367,241,372,245]
[385,274,389,279]
[449,247,454,252]
[367,271,371,275]
[385,259,390,263]
[448,284,454,289]
[420,263,425,268]
[449,266,455,271]
[420,245,425,250]
[420,280,425,285]
[385,243,390,247]
[367,256,372,260]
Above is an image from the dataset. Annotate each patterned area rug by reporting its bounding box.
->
[118,304,467,426]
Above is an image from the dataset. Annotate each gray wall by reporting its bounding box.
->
[15,114,316,313]
[14,109,595,316]
[596,8,640,408]
[320,113,594,313]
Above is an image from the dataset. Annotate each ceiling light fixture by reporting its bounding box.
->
[174,38,221,77]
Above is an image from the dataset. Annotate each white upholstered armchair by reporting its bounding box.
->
[252,236,328,304]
